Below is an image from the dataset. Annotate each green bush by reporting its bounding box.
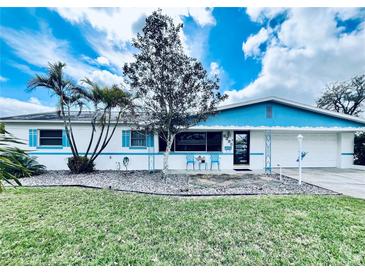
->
[1,133,32,191]
[67,156,95,173]
[3,148,45,178]
[0,123,5,134]
[354,132,365,165]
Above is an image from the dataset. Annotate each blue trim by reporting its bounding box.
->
[29,151,233,156]
[341,153,354,156]
[250,152,264,155]
[129,146,147,150]
[169,152,231,155]
[36,146,64,149]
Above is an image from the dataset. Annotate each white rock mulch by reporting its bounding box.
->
[18,170,337,196]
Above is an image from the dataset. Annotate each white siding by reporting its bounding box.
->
[3,122,355,170]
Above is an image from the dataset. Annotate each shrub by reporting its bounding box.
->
[3,148,45,178]
[354,132,365,165]
[67,156,95,173]
[0,123,5,134]
[1,132,31,191]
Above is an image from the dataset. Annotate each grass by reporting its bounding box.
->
[1,187,365,265]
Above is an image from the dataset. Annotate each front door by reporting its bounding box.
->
[233,131,250,165]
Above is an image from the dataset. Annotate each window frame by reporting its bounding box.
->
[38,129,63,147]
[159,131,222,152]
[130,130,147,148]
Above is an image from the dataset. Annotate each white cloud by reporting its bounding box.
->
[86,35,135,73]
[0,25,124,88]
[210,62,221,77]
[0,97,54,117]
[0,75,8,82]
[9,62,43,76]
[242,27,270,57]
[87,69,124,87]
[28,97,41,105]
[96,56,110,66]
[225,8,365,105]
[0,25,90,80]
[53,8,215,63]
[183,7,215,26]
[246,7,286,23]
[54,8,215,46]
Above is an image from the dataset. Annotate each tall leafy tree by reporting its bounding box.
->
[28,62,134,173]
[124,10,227,175]
[317,74,365,166]
[354,132,365,165]
[316,74,365,116]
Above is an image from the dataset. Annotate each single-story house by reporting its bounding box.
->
[1,97,365,171]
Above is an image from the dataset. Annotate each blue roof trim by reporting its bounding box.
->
[199,101,365,128]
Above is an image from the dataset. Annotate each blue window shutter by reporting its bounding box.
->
[28,129,37,147]
[62,129,70,147]
[122,130,130,147]
[33,129,37,147]
[28,129,33,147]
[147,133,154,147]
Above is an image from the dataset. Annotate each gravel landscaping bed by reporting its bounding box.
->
[18,170,336,196]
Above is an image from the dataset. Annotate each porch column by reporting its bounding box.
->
[265,130,272,174]
[337,132,355,168]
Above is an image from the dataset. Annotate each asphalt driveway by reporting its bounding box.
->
[279,168,365,199]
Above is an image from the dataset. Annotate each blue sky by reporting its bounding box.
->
[1,7,365,116]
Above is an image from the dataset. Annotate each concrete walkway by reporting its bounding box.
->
[278,168,365,199]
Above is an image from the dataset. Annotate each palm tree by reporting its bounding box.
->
[27,62,85,158]
[80,78,134,162]
[28,62,134,173]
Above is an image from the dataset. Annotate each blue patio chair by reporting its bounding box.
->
[210,154,220,170]
[186,154,195,170]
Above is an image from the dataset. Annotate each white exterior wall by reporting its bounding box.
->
[249,131,265,170]
[336,132,355,168]
[4,123,356,171]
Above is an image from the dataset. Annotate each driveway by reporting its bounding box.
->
[278,168,365,199]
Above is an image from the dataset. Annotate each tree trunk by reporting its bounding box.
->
[91,113,121,162]
[162,132,175,180]
[60,103,77,158]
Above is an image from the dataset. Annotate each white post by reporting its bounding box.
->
[297,134,303,185]
[277,164,282,181]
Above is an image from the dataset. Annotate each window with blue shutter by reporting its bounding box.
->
[28,129,37,147]
[122,130,130,147]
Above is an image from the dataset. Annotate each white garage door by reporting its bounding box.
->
[271,133,337,167]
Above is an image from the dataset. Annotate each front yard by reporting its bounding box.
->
[1,187,365,265]
[18,170,335,195]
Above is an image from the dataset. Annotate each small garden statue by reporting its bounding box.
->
[123,157,129,171]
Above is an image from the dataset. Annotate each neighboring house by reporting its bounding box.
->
[1,97,365,171]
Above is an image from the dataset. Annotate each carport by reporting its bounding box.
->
[280,168,365,199]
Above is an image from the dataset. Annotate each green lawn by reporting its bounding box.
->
[1,187,365,265]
